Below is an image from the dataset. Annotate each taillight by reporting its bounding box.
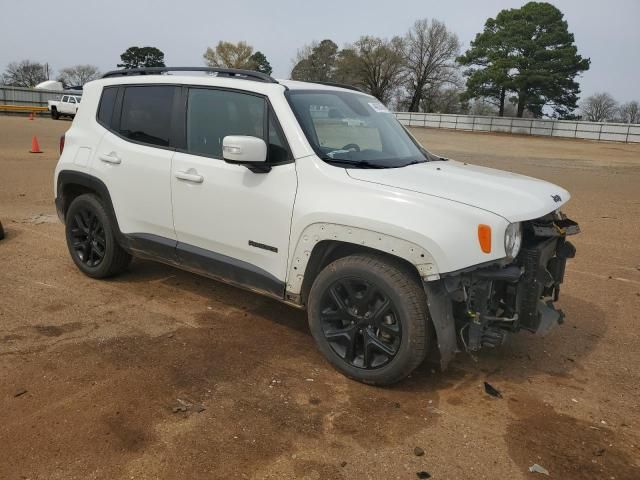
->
[59,134,65,155]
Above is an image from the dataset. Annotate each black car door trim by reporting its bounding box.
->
[124,233,285,299]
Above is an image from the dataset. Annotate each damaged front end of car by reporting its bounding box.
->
[426,211,580,370]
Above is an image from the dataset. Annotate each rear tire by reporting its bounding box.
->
[65,194,131,278]
[307,253,430,385]
[51,108,60,120]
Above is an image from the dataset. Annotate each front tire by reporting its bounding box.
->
[308,254,430,385]
[65,194,131,278]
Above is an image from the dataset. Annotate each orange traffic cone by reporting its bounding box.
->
[30,135,42,153]
[29,112,34,120]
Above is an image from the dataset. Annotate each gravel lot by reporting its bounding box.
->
[1,115,639,479]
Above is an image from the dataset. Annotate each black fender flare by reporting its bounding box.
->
[424,279,459,370]
[56,170,130,249]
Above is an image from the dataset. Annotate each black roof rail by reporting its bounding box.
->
[304,81,364,93]
[101,66,278,83]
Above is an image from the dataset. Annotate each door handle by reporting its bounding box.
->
[175,169,204,183]
[99,152,122,164]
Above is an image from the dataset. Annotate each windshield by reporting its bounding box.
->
[287,90,437,168]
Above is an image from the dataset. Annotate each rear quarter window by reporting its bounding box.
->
[97,87,118,128]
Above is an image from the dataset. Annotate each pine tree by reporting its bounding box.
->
[458,2,590,117]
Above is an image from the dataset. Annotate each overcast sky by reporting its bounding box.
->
[1,0,638,102]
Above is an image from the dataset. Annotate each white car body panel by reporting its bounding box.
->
[55,74,571,292]
[171,151,297,282]
[95,131,176,240]
[286,155,511,289]
[346,160,569,223]
[54,89,101,189]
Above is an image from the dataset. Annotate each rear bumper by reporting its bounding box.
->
[425,212,579,369]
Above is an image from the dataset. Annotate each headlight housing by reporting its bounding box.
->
[504,222,522,259]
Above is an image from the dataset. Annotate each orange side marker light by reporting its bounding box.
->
[478,224,492,253]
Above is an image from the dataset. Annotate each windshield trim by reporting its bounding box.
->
[284,89,438,168]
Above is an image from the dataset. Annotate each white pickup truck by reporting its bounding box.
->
[48,94,81,120]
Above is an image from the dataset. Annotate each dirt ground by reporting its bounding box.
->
[1,115,639,479]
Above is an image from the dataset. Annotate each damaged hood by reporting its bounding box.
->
[346,160,570,222]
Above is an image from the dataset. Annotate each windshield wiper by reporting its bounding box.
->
[321,157,388,169]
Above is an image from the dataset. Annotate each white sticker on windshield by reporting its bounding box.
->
[368,101,390,113]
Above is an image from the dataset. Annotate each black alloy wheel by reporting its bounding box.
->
[69,208,106,267]
[308,253,430,385]
[319,277,402,369]
[65,194,131,278]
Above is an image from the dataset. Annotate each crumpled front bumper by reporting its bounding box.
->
[515,235,576,336]
[425,212,579,370]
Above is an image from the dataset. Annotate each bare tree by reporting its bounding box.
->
[580,92,618,122]
[203,41,255,69]
[618,100,640,124]
[291,42,316,72]
[1,60,48,87]
[337,36,405,104]
[57,64,101,87]
[403,19,461,112]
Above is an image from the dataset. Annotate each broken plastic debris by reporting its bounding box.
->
[484,382,503,398]
[528,464,549,475]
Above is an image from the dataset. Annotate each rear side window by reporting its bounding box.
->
[97,87,117,127]
[186,88,265,158]
[118,86,176,147]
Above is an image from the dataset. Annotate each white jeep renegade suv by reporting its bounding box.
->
[54,67,579,385]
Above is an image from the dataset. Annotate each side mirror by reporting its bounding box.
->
[223,135,267,164]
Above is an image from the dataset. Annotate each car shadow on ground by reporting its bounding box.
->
[109,259,606,396]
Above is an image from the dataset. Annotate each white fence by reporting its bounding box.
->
[1,86,638,143]
[394,112,640,144]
